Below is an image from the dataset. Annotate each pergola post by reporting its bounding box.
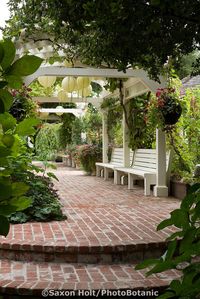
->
[153,128,168,197]
[123,99,130,167]
[102,111,109,163]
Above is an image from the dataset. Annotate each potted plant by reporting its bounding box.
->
[147,87,182,131]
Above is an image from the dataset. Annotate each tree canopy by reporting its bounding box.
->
[6,0,200,80]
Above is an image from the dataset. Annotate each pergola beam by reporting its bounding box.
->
[33,96,103,108]
[39,108,83,117]
[24,66,166,94]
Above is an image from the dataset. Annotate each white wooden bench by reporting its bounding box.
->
[114,149,172,196]
[96,148,133,180]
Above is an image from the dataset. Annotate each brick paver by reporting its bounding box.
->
[0,259,180,296]
[0,166,181,294]
[0,167,180,251]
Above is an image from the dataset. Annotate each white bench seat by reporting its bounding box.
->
[96,148,133,180]
[114,149,172,196]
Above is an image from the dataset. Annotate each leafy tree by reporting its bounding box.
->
[6,0,200,80]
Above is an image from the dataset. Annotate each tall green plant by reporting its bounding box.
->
[35,123,61,160]
[0,39,42,236]
[136,183,200,298]
[101,97,123,146]
[59,113,75,149]
[83,104,102,145]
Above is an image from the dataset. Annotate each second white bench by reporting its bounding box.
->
[114,149,172,196]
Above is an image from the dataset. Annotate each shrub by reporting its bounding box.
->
[77,144,102,174]
[35,123,61,160]
[9,172,66,223]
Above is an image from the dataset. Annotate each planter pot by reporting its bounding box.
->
[162,103,182,125]
[170,180,190,200]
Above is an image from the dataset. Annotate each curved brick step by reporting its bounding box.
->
[0,240,168,264]
[0,259,180,297]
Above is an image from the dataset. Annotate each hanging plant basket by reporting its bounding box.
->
[161,101,182,125]
[156,89,182,127]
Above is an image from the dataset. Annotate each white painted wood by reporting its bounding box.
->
[114,148,171,196]
[102,112,109,163]
[39,108,83,117]
[24,66,166,93]
[153,129,168,197]
[33,96,103,106]
[123,89,130,167]
[96,148,133,180]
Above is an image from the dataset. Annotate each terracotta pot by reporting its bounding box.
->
[170,180,190,200]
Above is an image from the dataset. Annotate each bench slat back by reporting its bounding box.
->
[111,148,133,166]
[132,149,170,172]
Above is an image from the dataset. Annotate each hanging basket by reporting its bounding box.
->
[158,93,182,126]
[162,103,182,125]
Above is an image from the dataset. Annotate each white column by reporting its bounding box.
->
[102,111,109,163]
[123,101,130,167]
[153,128,168,197]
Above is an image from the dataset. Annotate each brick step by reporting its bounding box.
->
[0,259,179,297]
[0,240,168,264]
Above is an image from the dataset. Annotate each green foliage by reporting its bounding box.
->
[6,1,200,80]
[35,123,61,160]
[175,51,200,79]
[73,144,102,174]
[166,87,200,181]
[128,93,156,150]
[101,97,123,147]
[83,104,102,145]
[59,112,76,149]
[30,80,55,97]
[0,39,43,236]
[9,173,66,223]
[9,85,38,121]
[136,183,200,298]
[182,88,200,166]
[71,117,84,145]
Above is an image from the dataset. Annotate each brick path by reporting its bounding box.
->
[0,166,181,295]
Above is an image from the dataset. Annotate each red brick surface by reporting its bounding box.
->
[0,259,180,295]
[0,166,181,294]
[0,167,180,250]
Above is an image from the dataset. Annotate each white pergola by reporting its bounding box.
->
[24,65,168,197]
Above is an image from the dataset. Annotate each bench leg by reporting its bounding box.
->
[104,168,110,180]
[128,173,137,189]
[114,170,122,185]
[121,175,128,185]
[144,177,151,196]
[96,166,102,177]
[144,174,156,196]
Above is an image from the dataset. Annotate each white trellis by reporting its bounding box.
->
[24,65,168,197]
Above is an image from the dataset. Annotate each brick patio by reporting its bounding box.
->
[0,166,181,296]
